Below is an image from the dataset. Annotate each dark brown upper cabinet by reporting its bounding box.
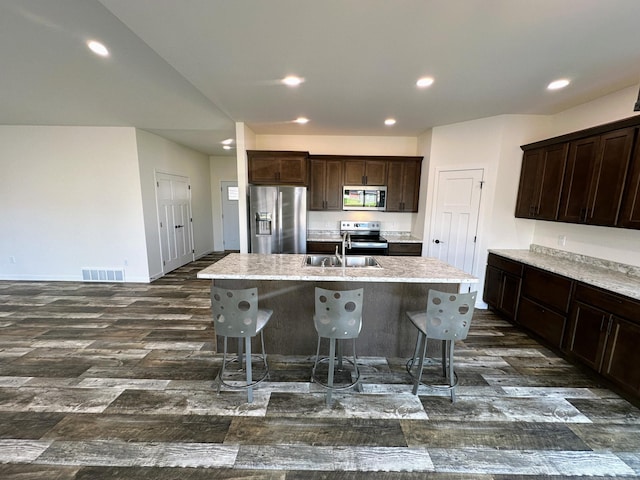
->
[385,157,422,212]
[618,133,640,229]
[343,158,387,185]
[515,143,568,220]
[559,128,635,226]
[247,150,309,185]
[309,157,343,211]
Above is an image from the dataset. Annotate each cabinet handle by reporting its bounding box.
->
[580,207,587,222]
[606,316,613,336]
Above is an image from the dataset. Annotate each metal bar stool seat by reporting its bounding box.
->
[211,286,272,403]
[405,289,476,402]
[311,287,364,406]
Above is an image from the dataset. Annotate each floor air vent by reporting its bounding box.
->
[81,268,125,282]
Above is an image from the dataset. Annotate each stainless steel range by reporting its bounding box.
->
[340,220,388,255]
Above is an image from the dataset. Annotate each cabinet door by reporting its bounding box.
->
[559,136,600,223]
[515,144,567,219]
[344,159,387,185]
[567,301,609,370]
[602,316,640,395]
[618,133,640,229]
[559,128,634,225]
[248,151,308,185]
[365,160,387,185]
[500,273,521,321]
[249,155,280,184]
[324,160,343,210]
[278,155,308,184]
[309,159,327,210]
[483,265,502,309]
[386,160,421,212]
[515,149,543,218]
[309,158,343,210]
[587,128,635,225]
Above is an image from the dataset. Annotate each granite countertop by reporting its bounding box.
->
[489,245,640,301]
[307,231,422,243]
[197,253,477,285]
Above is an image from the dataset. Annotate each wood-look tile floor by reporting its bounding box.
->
[1,253,640,479]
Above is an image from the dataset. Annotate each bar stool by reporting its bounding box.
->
[311,287,364,406]
[406,289,476,402]
[211,285,272,403]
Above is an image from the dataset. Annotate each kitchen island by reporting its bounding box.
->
[197,253,478,356]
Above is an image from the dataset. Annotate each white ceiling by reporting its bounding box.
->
[1,0,640,156]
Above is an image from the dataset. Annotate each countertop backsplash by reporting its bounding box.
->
[529,244,640,279]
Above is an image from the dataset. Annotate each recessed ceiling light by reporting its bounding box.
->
[221,138,234,145]
[416,77,434,88]
[223,145,233,150]
[282,76,304,87]
[384,118,396,126]
[547,79,570,90]
[293,117,309,124]
[87,40,109,57]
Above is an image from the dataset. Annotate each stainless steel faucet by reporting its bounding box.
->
[336,232,351,265]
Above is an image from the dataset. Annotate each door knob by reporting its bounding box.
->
[433,239,444,244]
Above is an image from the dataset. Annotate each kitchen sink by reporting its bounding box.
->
[303,254,382,268]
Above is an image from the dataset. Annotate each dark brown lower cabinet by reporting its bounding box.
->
[486,253,640,401]
[602,317,640,394]
[387,242,422,256]
[567,300,608,370]
[306,241,340,254]
[518,296,567,349]
[568,284,640,397]
[517,266,573,349]
[483,254,522,322]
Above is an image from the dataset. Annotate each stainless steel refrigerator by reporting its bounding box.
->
[249,185,307,254]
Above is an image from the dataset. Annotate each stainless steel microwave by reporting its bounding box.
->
[342,186,387,211]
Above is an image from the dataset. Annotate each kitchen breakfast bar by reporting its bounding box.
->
[197,253,478,357]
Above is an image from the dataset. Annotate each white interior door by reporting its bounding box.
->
[156,172,194,274]
[221,181,240,251]
[429,168,484,275]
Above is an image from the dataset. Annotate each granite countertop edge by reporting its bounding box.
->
[489,246,640,302]
[197,253,477,284]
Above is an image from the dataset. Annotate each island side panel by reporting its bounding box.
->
[212,279,456,357]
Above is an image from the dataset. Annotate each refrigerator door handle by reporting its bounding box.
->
[277,190,283,253]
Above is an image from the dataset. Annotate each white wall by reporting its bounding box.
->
[531,84,640,267]
[210,155,238,251]
[423,114,550,304]
[0,126,149,281]
[136,129,214,279]
[255,134,420,233]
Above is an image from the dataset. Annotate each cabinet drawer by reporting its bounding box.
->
[487,254,523,277]
[518,296,567,348]
[521,266,573,312]
[388,243,422,256]
[574,283,640,323]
